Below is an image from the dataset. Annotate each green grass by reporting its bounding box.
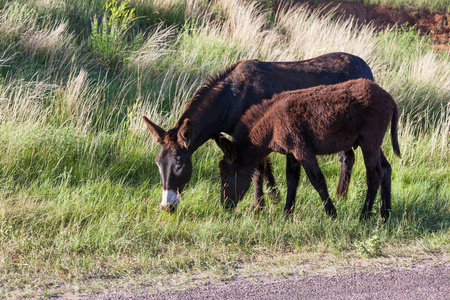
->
[0,0,449,297]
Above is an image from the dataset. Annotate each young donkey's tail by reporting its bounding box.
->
[391,104,401,158]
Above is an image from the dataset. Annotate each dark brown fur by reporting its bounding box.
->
[216,79,400,220]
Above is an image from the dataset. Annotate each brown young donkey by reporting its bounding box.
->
[215,78,401,220]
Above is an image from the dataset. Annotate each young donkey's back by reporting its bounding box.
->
[216,78,400,220]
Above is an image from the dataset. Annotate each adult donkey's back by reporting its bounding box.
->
[143,52,374,211]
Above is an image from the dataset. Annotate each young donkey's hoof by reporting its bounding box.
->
[326,206,337,218]
[251,200,265,212]
[324,200,337,218]
[284,206,295,216]
[380,210,391,222]
[252,196,265,212]
[251,204,265,212]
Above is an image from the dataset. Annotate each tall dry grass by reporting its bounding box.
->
[128,0,449,147]
[0,79,55,124]
[127,24,177,75]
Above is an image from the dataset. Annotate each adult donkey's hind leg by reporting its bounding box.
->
[252,162,266,210]
[379,150,392,221]
[263,157,281,203]
[337,150,355,197]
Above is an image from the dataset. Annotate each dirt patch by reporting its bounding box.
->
[415,11,450,45]
[295,0,450,52]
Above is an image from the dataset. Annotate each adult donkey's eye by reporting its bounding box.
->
[173,164,183,175]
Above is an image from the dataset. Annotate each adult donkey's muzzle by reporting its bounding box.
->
[160,189,179,212]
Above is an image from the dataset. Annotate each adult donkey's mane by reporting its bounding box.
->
[160,61,242,147]
[175,61,242,128]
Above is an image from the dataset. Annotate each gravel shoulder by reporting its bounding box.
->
[62,254,450,300]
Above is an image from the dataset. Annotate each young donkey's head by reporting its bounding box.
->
[215,134,254,209]
[143,116,194,212]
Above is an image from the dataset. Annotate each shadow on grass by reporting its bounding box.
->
[388,196,450,234]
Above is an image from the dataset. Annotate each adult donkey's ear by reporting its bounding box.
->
[214,134,235,162]
[177,118,193,149]
[143,116,166,145]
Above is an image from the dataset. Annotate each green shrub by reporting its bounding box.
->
[90,0,136,65]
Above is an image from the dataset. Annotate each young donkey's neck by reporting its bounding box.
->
[234,100,276,168]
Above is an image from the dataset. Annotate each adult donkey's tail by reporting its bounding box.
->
[391,105,401,158]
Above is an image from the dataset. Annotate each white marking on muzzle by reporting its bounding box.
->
[161,189,179,210]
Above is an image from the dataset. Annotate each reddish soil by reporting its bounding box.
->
[296,1,450,51]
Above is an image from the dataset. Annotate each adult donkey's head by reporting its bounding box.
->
[143,116,194,212]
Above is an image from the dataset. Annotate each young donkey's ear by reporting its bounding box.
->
[143,116,166,145]
[177,118,193,149]
[214,134,234,162]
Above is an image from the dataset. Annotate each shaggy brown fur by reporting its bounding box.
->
[216,78,400,220]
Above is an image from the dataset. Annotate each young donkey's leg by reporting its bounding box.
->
[379,150,392,220]
[263,157,281,203]
[336,150,355,197]
[252,162,265,210]
[284,155,301,215]
[298,153,337,218]
[360,148,384,220]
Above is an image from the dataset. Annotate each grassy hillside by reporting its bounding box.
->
[0,0,449,297]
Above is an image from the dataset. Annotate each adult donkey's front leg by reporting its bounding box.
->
[379,150,392,221]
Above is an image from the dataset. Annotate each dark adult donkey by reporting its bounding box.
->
[143,52,374,211]
[215,79,401,220]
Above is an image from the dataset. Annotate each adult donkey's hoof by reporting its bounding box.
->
[268,188,281,204]
[359,211,373,221]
